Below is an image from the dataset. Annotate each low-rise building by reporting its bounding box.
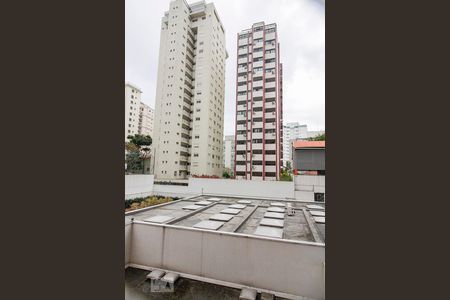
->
[292,140,325,175]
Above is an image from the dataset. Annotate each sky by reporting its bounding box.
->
[126,0,324,135]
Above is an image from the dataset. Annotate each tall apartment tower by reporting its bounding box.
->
[152,0,228,180]
[138,103,154,137]
[283,122,307,167]
[125,82,142,141]
[234,22,283,181]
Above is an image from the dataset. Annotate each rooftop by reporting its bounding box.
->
[125,195,325,243]
[293,140,325,149]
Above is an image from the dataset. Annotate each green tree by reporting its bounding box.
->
[307,133,325,141]
[280,169,293,181]
[126,134,152,174]
[286,161,292,171]
[127,134,152,147]
[223,170,231,178]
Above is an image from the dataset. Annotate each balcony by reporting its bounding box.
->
[237,85,248,93]
[265,132,276,140]
[265,165,276,173]
[238,57,248,64]
[265,143,276,151]
[237,104,247,111]
[265,81,276,89]
[238,67,248,74]
[265,62,276,69]
[265,52,275,60]
[237,123,247,131]
[238,47,248,55]
[265,32,275,41]
[253,41,263,49]
[253,121,263,128]
[265,154,276,161]
[265,122,276,130]
[252,111,263,118]
[265,41,276,50]
[253,61,263,69]
[236,164,246,172]
[253,51,263,59]
[253,70,263,78]
[252,143,263,150]
[237,75,247,82]
[237,94,247,101]
[253,100,263,108]
[265,91,276,98]
[181,127,191,135]
[253,90,263,97]
[265,71,275,79]
[237,114,246,121]
[253,31,263,39]
[265,111,276,119]
[253,80,263,88]
[238,39,248,47]
[253,154,263,161]
[252,165,263,172]
[236,144,246,151]
[252,132,263,139]
[181,136,190,144]
[236,134,246,141]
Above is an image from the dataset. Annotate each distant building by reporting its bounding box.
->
[283,122,307,167]
[138,103,154,137]
[223,135,235,174]
[292,140,325,175]
[125,82,142,141]
[306,130,325,139]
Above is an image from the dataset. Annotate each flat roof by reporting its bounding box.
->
[126,195,325,243]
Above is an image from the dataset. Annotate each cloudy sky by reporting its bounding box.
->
[126,0,324,135]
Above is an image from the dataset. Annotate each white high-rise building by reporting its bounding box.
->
[223,135,235,174]
[138,103,154,137]
[125,82,142,141]
[234,22,283,181]
[152,0,228,180]
[283,122,307,167]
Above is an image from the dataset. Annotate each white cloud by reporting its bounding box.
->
[126,0,324,134]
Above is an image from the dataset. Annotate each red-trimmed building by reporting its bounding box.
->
[234,22,283,181]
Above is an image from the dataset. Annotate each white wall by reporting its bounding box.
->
[129,223,324,300]
[152,184,193,199]
[125,175,154,199]
[294,175,325,202]
[125,176,308,200]
[189,178,295,200]
[125,222,132,266]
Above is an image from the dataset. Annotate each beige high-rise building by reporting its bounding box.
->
[152,0,228,180]
[125,82,142,141]
[138,103,154,137]
[234,22,283,181]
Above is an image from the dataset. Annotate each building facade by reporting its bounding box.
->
[283,122,308,167]
[138,102,154,137]
[152,0,228,180]
[125,82,142,141]
[234,22,283,181]
[223,135,235,175]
